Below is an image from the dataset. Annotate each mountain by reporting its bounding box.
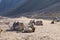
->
[0,0,60,17]
[0,0,28,15]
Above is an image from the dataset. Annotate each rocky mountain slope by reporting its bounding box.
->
[0,0,60,17]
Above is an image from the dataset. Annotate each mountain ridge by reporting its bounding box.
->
[0,0,60,18]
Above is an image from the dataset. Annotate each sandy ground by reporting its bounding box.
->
[0,17,60,40]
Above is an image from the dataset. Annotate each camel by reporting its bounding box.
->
[29,20,35,25]
[22,24,35,33]
[51,20,54,24]
[10,21,24,32]
[32,20,35,25]
[53,17,60,22]
[28,24,35,32]
[0,29,3,34]
[35,21,43,25]
[10,21,35,33]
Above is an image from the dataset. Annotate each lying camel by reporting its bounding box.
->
[23,24,35,33]
[51,20,54,24]
[10,22,24,32]
[10,21,35,33]
[0,29,3,34]
[28,24,35,32]
[35,21,43,25]
[29,20,35,25]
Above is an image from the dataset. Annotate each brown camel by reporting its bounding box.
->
[0,29,3,34]
[51,20,54,24]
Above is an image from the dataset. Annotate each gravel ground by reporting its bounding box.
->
[0,17,60,40]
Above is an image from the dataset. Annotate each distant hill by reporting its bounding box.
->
[0,0,60,18]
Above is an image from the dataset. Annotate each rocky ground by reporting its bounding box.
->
[0,17,60,40]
